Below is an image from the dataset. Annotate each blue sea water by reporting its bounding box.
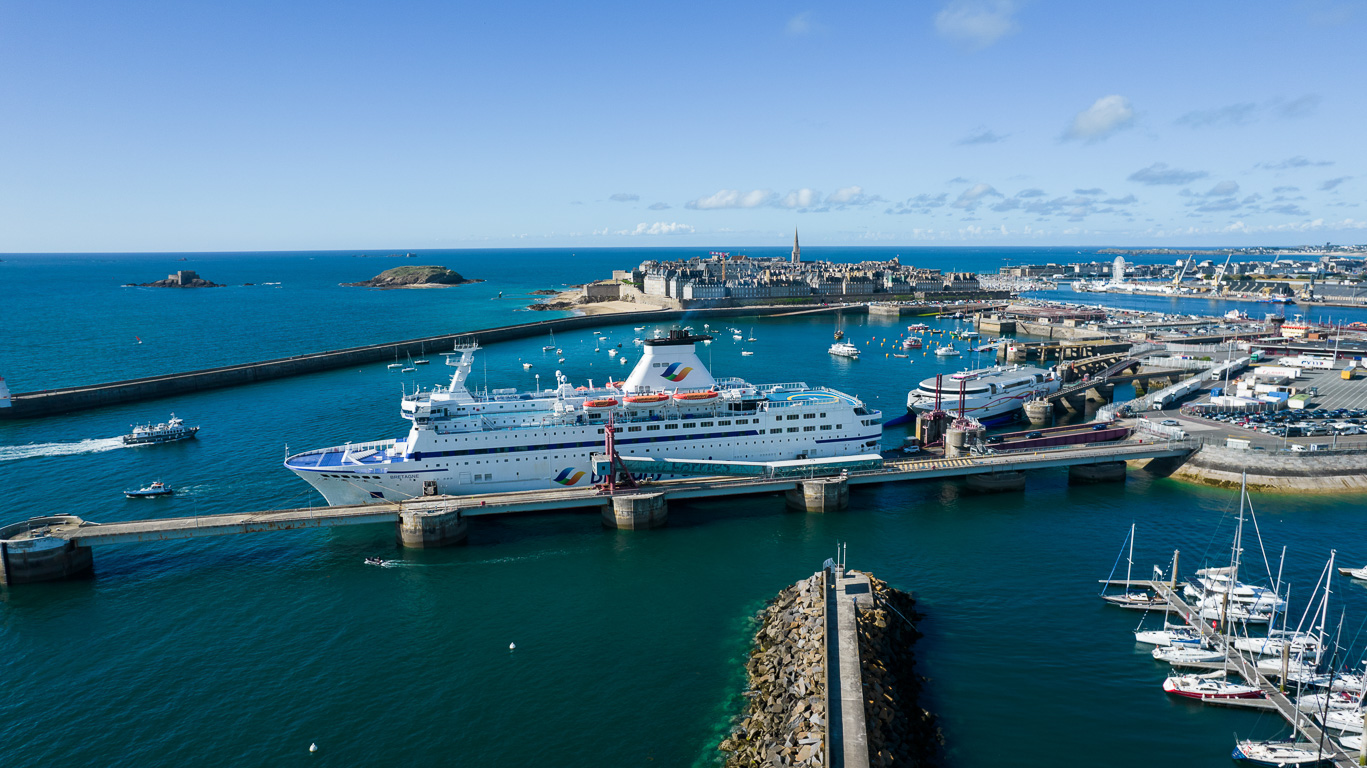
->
[1,248,1364,768]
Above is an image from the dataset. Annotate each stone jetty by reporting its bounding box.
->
[719,570,941,768]
[857,576,941,767]
[719,573,828,767]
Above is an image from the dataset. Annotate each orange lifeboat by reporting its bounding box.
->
[608,381,624,389]
[673,390,720,402]
[624,393,669,407]
[583,398,619,409]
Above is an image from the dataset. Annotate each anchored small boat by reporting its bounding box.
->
[125,481,174,498]
[583,398,619,410]
[829,341,860,359]
[1152,646,1224,665]
[934,345,960,357]
[624,394,669,407]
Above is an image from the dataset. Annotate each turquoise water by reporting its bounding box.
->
[2,249,1364,767]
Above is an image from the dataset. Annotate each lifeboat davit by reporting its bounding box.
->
[673,390,720,402]
[624,393,669,407]
[583,398,619,410]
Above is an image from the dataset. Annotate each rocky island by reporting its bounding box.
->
[128,270,224,288]
[342,265,481,289]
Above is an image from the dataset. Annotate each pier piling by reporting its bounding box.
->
[785,477,850,513]
[602,492,668,529]
[1068,461,1128,484]
[397,506,468,548]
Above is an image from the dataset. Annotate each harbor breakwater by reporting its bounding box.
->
[720,573,828,768]
[719,570,939,768]
[1,305,848,419]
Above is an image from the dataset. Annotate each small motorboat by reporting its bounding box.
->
[1100,591,1170,610]
[522,362,533,369]
[364,557,390,566]
[1232,739,1332,766]
[892,353,909,358]
[125,481,174,498]
[935,345,960,357]
[741,351,754,356]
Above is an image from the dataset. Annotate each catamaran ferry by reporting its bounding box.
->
[285,331,883,505]
[905,364,1060,425]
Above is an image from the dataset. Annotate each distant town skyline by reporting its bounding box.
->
[2,1,1364,252]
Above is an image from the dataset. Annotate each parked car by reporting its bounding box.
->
[1161,419,1180,426]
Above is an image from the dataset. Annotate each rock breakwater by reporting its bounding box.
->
[858,576,941,767]
[719,573,827,768]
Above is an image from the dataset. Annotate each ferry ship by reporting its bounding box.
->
[285,331,883,505]
[905,365,1060,425]
[122,414,199,445]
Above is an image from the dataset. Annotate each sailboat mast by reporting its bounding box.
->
[1126,522,1135,594]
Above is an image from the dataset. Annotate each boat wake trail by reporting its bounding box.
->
[0,437,126,463]
[373,550,571,568]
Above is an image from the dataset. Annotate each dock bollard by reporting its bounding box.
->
[602,492,668,529]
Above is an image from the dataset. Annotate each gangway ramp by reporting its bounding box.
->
[593,453,885,479]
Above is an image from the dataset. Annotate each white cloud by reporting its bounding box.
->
[786,11,814,35]
[620,222,695,235]
[685,189,778,210]
[1205,180,1240,197]
[779,188,822,208]
[1128,162,1208,186]
[952,183,1003,210]
[608,192,639,202]
[935,0,1018,50]
[824,186,882,207]
[1064,95,1135,142]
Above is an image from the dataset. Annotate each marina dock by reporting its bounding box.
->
[1,438,1191,584]
[1127,578,1361,767]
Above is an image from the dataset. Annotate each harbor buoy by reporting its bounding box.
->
[509,642,516,650]
[309,743,318,753]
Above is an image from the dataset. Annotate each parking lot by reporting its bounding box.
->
[1152,366,1367,450]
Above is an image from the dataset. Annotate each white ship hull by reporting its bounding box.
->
[286,332,883,505]
[906,365,1060,425]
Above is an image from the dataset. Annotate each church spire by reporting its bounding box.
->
[791,229,801,263]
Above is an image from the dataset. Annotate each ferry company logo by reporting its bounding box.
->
[661,363,694,382]
[553,467,586,486]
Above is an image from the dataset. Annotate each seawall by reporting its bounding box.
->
[1144,444,1367,494]
[2,305,841,420]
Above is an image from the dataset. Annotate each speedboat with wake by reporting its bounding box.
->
[124,481,174,498]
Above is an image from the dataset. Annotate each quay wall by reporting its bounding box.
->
[1154,444,1367,494]
[3,305,831,420]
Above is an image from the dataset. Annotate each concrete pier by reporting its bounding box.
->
[1023,399,1053,426]
[786,477,850,513]
[0,517,93,585]
[602,492,668,529]
[826,566,872,768]
[964,470,1026,493]
[398,506,469,548]
[0,439,1191,585]
[1068,461,1128,484]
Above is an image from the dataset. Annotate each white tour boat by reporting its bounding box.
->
[906,365,1061,425]
[829,342,860,359]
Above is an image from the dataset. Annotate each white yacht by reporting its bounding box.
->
[828,341,860,359]
[285,331,883,505]
[905,365,1060,425]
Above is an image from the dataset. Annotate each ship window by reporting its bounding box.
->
[770,428,782,434]
[820,425,832,431]
[836,424,842,429]
[820,413,826,418]
[736,419,747,424]
[665,424,678,430]
[647,425,660,431]
[717,420,731,426]
[786,414,799,421]
[597,428,604,434]
[803,413,815,419]
[700,421,713,427]
[786,427,798,433]
[803,426,815,432]
[682,422,696,428]
[628,426,641,432]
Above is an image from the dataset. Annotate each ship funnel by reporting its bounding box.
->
[623,333,716,392]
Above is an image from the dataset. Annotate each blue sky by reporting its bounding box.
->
[1,0,1363,251]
